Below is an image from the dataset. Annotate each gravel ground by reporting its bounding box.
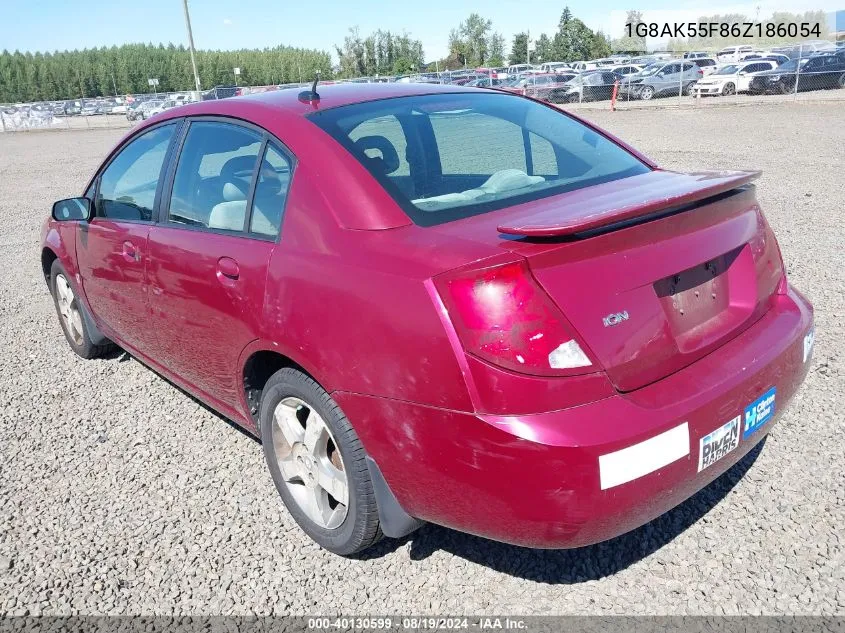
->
[0,102,842,616]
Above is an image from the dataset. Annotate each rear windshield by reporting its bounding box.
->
[309,92,649,226]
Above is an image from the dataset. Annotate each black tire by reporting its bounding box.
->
[838,73,845,89]
[50,259,114,359]
[722,82,736,96]
[259,367,382,555]
[567,92,580,103]
[639,85,655,100]
[683,82,695,96]
[777,80,791,95]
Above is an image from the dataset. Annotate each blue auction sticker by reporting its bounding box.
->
[743,387,776,439]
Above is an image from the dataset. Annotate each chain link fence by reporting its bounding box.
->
[3,43,844,132]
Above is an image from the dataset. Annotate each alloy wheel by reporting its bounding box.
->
[271,396,349,529]
[55,274,84,346]
[723,82,736,96]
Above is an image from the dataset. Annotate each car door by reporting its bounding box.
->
[798,57,826,90]
[75,122,180,352]
[654,63,678,93]
[146,119,293,407]
[739,62,772,90]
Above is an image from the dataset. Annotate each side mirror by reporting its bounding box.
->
[52,197,92,222]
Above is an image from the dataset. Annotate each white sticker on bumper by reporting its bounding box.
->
[803,327,815,363]
[598,423,690,490]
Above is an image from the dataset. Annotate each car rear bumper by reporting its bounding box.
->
[335,287,813,548]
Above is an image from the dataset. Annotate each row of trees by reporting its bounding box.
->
[437,8,610,70]
[0,43,331,103]
[508,8,613,66]
[445,14,507,68]
[335,29,425,78]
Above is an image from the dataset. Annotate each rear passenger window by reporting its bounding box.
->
[250,144,293,238]
[168,121,262,231]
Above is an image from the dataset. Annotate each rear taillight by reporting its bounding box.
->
[434,260,596,376]
[762,214,789,295]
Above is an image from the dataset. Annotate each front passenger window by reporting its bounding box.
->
[96,124,176,221]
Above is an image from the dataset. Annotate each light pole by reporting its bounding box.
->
[182,0,202,94]
[527,29,531,65]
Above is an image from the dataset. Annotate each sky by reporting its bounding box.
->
[4,0,843,62]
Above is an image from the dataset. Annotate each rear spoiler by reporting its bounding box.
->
[497,169,760,237]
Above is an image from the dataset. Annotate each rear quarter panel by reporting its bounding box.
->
[256,164,510,411]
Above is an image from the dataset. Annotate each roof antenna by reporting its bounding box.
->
[298,71,321,104]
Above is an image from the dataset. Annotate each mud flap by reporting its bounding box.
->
[366,456,424,539]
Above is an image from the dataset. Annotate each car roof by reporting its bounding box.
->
[140,83,490,124]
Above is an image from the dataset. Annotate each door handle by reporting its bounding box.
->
[217,256,240,281]
[122,241,140,262]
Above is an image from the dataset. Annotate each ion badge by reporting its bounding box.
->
[698,416,740,472]
[743,387,776,439]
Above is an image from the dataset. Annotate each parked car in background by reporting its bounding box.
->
[464,76,503,88]
[538,62,572,73]
[498,72,578,102]
[507,63,534,75]
[691,60,778,96]
[554,70,621,102]
[63,100,82,116]
[778,41,834,58]
[743,53,790,66]
[689,57,720,75]
[748,53,844,94]
[126,100,159,121]
[109,97,128,114]
[629,55,657,65]
[683,51,711,59]
[717,45,755,63]
[475,67,509,80]
[610,64,645,77]
[147,99,183,117]
[202,85,238,100]
[41,83,814,556]
[80,101,102,116]
[747,57,808,93]
[28,103,54,122]
[569,61,601,72]
[625,61,703,99]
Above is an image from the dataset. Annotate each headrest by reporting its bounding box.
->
[354,135,400,175]
[221,155,258,180]
[222,181,247,201]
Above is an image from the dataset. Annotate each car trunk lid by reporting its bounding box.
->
[443,169,784,392]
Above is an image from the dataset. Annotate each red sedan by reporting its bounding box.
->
[41,83,814,555]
